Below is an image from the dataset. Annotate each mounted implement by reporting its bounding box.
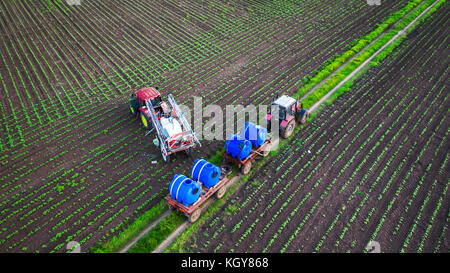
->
[265,94,309,138]
[129,87,201,162]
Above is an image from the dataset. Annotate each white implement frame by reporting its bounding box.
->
[145,93,201,160]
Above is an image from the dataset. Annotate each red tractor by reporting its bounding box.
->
[265,94,309,138]
[129,87,201,162]
[129,87,163,129]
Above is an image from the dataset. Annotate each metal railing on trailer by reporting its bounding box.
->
[167,94,201,147]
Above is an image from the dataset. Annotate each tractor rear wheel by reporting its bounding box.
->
[300,111,309,125]
[130,105,136,116]
[281,119,296,138]
[189,208,202,223]
[129,100,137,116]
[141,113,151,130]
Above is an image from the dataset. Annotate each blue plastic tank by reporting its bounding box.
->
[169,174,201,206]
[241,122,268,147]
[191,159,221,188]
[225,134,252,161]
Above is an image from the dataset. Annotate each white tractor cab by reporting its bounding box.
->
[265,94,309,138]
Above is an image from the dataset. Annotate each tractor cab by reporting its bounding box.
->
[134,87,161,107]
[130,87,167,117]
[266,94,309,139]
[271,95,297,121]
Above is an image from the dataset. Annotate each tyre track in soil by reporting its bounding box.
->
[186,1,448,253]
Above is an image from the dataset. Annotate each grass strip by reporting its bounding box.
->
[126,211,186,253]
[89,200,167,253]
[319,0,446,110]
[296,0,424,100]
[299,0,442,108]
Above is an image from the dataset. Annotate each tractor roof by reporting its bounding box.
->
[272,95,296,108]
[136,87,160,101]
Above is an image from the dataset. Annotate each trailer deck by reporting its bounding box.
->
[165,166,231,223]
[222,138,272,174]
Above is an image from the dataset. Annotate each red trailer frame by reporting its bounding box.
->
[222,138,271,174]
[165,166,231,223]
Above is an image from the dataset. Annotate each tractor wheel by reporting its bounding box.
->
[129,100,137,116]
[185,147,193,157]
[140,113,151,130]
[189,208,202,223]
[216,186,227,199]
[266,119,271,132]
[241,161,252,175]
[300,111,309,125]
[281,119,296,138]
